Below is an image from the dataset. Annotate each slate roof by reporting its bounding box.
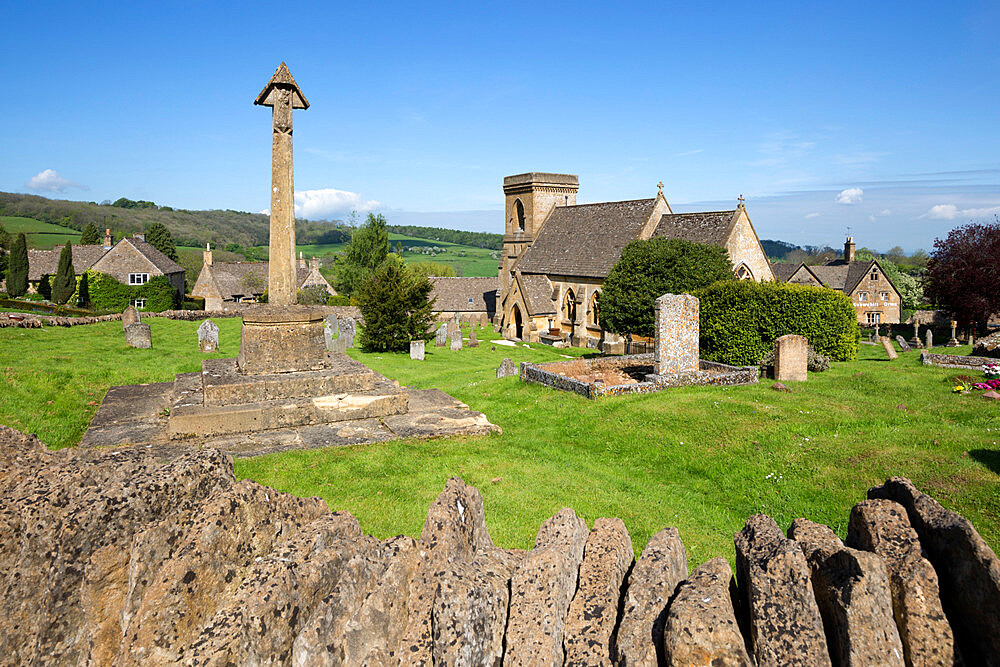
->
[207,262,312,300]
[516,199,657,279]
[27,245,109,281]
[650,210,737,246]
[428,276,498,313]
[119,238,185,275]
[517,273,556,316]
[770,262,801,282]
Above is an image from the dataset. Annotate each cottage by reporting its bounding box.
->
[428,276,498,323]
[191,245,335,310]
[772,237,901,327]
[497,173,773,347]
[26,230,185,308]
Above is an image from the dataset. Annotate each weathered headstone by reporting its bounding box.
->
[450,330,462,351]
[774,334,808,382]
[339,317,356,348]
[448,316,460,340]
[881,337,898,360]
[323,314,338,351]
[924,328,933,350]
[197,320,219,352]
[496,358,517,378]
[946,320,960,347]
[652,293,699,376]
[968,332,975,346]
[409,339,425,360]
[469,327,479,348]
[125,322,152,349]
[435,323,448,347]
[895,335,911,352]
[122,305,140,330]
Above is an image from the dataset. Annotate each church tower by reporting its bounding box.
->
[498,173,579,295]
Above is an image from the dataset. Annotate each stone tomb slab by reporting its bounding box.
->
[200,356,376,406]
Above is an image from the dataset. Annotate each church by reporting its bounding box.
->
[497,172,773,348]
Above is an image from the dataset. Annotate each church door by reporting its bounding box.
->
[512,304,524,340]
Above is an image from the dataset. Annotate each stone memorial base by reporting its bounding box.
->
[237,305,329,375]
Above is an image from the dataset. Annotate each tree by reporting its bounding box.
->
[77,272,90,307]
[144,222,178,260]
[0,221,10,250]
[5,233,28,298]
[599,238,734,338]
[51,242,76,304]
[38,275,52,301]
[356,256,435,352]
[925,219,1000,333]
[408,261,456,278]
[879,259,923,310]
[334,212,390,296]
[80,222,101,245]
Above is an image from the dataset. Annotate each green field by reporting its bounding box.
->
[292,233,499,277]
[1,216,82,249]
[0,318,996,568]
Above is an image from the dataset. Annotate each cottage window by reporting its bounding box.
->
[879,291,890,301]
[871,270,878,281]
[131,298,146,310]
[858,291,870,301]
[866,312,881,325]
[128,273,149,285]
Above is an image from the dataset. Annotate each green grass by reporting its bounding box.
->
[0,321,996,569]
[1,216,82,249]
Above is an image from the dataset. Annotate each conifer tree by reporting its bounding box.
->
[80,222,101,245]
[38,275,52,301]
[51,242,76,304]
[144,222,178,260]
[5,233,28,298]
[77,272,90,308]
[357,256,435,352]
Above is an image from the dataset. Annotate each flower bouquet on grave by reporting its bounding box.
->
[984,363,1000,380]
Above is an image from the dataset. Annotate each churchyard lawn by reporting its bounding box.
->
[0,318,996,567]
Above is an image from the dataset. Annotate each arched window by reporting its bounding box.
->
[589,291,600,327]
[735,264,754,281]
[514,199,526,233]
[562,289,576,323]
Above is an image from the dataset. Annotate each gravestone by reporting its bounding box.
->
[469,328,479,348]
[125,322,152,349]
[450,330,462,351]
[968,332,975,346]
[946,320,960,347]
[895,335,911,352]
[925,328,933,350]
[435,323,448,347]
[197,320,220,352]
[122,305,140,330]
[323,314,338,351]
[339,317,356,348]
[410,339,425,360]
[910,322,922,349]
[496,358,517,378]
[881,337,898,360]
[774,334,808,382]
[448,316,460,340]
[652,293,699,376]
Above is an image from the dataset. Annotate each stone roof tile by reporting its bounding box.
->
[428,276,498,313]
[27,245,108,281]
[650,210,737,246]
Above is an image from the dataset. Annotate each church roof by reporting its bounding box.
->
[650,210,737,246]
[516,198,657,279]
[27,245,108,281]
[517,273,556,316]
[428,276,498,313]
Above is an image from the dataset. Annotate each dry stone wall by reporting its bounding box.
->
[1,424,997,666]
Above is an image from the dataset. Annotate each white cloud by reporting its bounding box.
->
[805,212,820,219]
[923,203,1000,220]
[835,187,863,205]
[284,188,381,220]
[25,169,85,193]
[673,148,704,158]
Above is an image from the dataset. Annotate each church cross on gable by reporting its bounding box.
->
[496,172,774,348]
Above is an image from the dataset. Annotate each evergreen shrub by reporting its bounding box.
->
[357,257,435,352]
[697,281,859,365]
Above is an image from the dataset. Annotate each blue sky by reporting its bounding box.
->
[4,1,999,251]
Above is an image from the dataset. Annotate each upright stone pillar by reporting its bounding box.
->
[652,293,699,376]
[946,320,960,347]
[774,334,808,382]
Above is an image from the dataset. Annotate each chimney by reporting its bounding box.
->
[844,236,856,262]
[309,256,319,271]
[299,251,307,269]
[204,242,213,266]
[134,233,145,242]
[103,229,113,249]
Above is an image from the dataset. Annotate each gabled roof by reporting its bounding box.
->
[650,210,737,247]
[516,198,657,279]
[206,262,313,300]
[517,273,556,316]
[770,262,801,282]
[428,276,498,313]
[804,264,851,290]
[119,237,185,275]
[27,245,108,281]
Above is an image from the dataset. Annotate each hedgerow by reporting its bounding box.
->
[697,281,859,365]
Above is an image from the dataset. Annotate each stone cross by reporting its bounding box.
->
[197,319,220,352]
[947,320,960,347]
[254,62,309,307]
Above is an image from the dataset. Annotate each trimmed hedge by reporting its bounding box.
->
[697,281,859,365]
[83,271,177,312]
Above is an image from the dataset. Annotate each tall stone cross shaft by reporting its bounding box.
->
[254,63,309,306]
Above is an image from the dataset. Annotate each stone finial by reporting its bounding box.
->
[254,61,309,109]
[657,181,664,194]
[738,194,745,208]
